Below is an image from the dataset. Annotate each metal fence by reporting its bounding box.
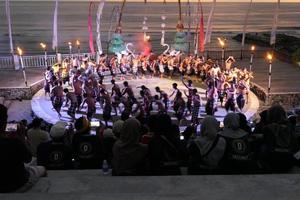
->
[0,50,286,70]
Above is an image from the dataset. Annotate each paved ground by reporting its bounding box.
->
[236,58,300,94]
[0,68,45,88]
[1,170,300,199]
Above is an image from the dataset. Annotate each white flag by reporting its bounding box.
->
[270,0,280,46]
[96,0,105,54]
[204,0,216,45]
[52,0,58,51]
[241,0,253,48]
[5,0,14,54]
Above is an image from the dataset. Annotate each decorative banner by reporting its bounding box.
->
[88,2,95,54]
[204,0,216,45]
[241,0,253,48]
[198,0,205,53]
[270,0,280,46]
[5,0,14,54]
[52,0,58,51]
[96,0,105,54]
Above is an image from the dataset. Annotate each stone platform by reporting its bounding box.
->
[0,68,45,100]
[31,77,259,126]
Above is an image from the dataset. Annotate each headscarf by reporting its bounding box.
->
[195,116,220,155]
[112,120,124,139]
[112,118,147,175]
[220,113,247,138]
[119,118,141,147]
[267,105,287,124]
[193,116,226,167]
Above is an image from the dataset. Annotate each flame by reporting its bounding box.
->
[76,40,80,46]
[40,43,46,49]
[217,37,225,47]
[17,47,23,56]
[251,45,255,51]
[267,53,273,61]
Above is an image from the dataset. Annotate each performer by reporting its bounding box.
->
[169,83,180,101]
[101,89,112,126]
[50,81,64,118]
[155,86,169,111]
[224,83,236,112]
[173,91,186,121]
[44,66,53,97]
[84,93,96,121]
[182,79,194,115]
[73,75,83,112]
[191,89,202,126]
[111,79,122,115]
[63,88,78,121]
[205,82,218,116]
[122,81,136,108]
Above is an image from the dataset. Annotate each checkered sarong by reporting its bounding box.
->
[191,105,200,124]
[52,96,63,110]
[68,102,78,115]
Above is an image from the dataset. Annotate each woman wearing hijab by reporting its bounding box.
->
[259,105,296,172]
[188,116,226,174]
[112,118,147,175]
[219,113,256,174]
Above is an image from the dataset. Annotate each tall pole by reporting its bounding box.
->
[17,47,27,87]
[40,43,47,67]
[68,42,72,58]
[267,53,273,103]
[249,45,255,72]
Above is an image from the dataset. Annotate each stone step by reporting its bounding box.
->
[1,170,298,199]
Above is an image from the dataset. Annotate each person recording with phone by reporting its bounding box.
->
[0,104,46,193]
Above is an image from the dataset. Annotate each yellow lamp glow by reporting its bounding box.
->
[267,53,273,61]
[17,47,23,56]
[40,43,46,49]
[218,37,225,48]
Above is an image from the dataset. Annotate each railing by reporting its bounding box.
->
[0,56,14,69]
[0,53,96,69]
[0,50,291,70]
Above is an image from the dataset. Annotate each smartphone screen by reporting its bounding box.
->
[90,121,100,128]
[6,123,18,132]
[180,135,184,140]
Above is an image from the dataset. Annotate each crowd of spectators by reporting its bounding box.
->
[1,103,300,192]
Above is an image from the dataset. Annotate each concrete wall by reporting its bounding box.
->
[0,79,44,100]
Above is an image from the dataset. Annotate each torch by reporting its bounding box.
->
[17,47,27,87]
[40,42,47,67]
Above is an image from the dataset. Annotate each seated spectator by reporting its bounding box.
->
[238,113,252,134]
[141,115,157,144]
[112,118,147,175]
[188,116,226,174]
[37,121,73,170]
[148,114,182,175]
[112,120,124,139]
[259,105,297,172]
[27,118,51,156]
[219,113,256,174]
[72,117,103,169]
[0,104,46,193]
[253,109,268,134]
[102,128,116,166]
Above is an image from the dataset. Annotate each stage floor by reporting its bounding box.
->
[31,77,259,130]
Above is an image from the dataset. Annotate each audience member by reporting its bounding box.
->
[0,104,46,193]
[188,116,226,174]
[27,118,51,156]
[112,118,147,175]
[259,105,297,172]
[148,114,182,175]
[37,121,73,170]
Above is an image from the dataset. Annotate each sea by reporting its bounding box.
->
[0,1,299,55]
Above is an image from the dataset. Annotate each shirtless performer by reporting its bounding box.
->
[63,88,78,121]
[51,81,64,117]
